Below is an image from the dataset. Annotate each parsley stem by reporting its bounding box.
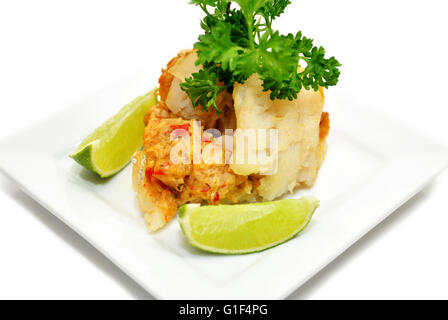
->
[248,21,255,50]
[200,3,211,16]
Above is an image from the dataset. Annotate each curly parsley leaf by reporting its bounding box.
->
[195,21,244,71]
[257,0,291,19]
[180,69,227,115]
[182,0,341,114]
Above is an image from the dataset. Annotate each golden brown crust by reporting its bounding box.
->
[319,112,330,140]
[158,51,189,102]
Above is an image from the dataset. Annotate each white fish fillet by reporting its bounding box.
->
[231,74,328,200]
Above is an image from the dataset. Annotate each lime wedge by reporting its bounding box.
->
[70,89,157,178]
[178,197,319,254]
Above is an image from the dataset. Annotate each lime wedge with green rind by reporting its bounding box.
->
[178,197,319,254]
[70,89,157,178]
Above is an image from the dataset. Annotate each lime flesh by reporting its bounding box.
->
[178,197,319,254]
[70,89,157,178]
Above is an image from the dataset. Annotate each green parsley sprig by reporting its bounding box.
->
[181,0,341,115]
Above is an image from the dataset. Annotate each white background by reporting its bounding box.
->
[0,0,447,299]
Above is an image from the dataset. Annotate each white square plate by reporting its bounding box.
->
[1,71,447,299]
